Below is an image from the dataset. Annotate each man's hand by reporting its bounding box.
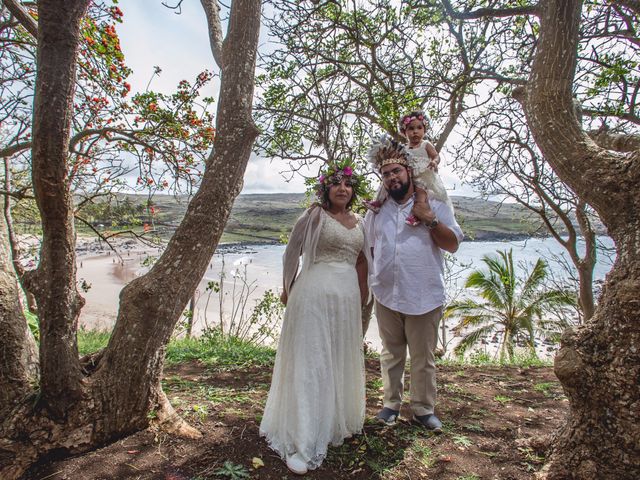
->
[412,191,460,253]
[412,194,437,225]
[279,290,288,306]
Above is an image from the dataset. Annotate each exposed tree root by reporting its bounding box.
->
[155,390,202,439]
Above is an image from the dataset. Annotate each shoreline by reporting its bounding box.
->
[72,237,567,359]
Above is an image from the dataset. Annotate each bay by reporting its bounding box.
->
[194,236,615,355]
[79,235,615,358]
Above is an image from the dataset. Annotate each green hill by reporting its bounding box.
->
[83,192,581,244]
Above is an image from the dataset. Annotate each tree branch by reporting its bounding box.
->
[588,128,640,152]
[2,0,38,38]
[0,140,31,159]
[200,0,225,69]
[614,0,640,16]
[439,0,539,20]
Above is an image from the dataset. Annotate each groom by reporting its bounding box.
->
[365,146,462,431]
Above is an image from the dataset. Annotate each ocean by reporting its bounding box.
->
[193,236,615,357]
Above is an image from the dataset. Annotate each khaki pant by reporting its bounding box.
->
[375,301,441,416]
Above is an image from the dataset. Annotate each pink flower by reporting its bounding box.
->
[343,166,353,176]
[403,117,411,125]
[318,175,325,183]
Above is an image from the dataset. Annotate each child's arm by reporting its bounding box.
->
[424,141,440,172]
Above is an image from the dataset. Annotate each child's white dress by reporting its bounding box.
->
[407,140,451,206]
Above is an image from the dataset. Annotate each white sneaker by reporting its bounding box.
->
[286,453,308,475]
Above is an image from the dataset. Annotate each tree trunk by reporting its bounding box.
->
[94,0,261,437]
[573,202,597,322]
[520,1,640,478]
[27,0,89,416]
[187,294,196,337]
[3,156,38,314]
[0,203,32,412]
[575,261,595,323]
[0,1,262,478]
[3,157,39,376]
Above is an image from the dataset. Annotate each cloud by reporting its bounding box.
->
[242,155,308,194]
[117,2,478,198]
[117,2,216,95]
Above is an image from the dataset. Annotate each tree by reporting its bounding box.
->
[257,0,504,179]
[0,0,261,478]
[260,0,611,328]
[442,0,640,477]
[441,0,640,324]
[455,97,600,322]
[446,249,574,362]
[0,1,216,268]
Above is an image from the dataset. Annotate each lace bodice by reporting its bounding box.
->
[315,212,364,265]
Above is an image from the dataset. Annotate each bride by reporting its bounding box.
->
[260,161,370,475]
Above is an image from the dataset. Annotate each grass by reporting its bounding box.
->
[410,441,435,467]
[494,395,513,404]
[452,434,473,448]
[78,328,556,373]
[438,350,552,368]
[534,381,558,397]
[77,328,276,370]
[366,377,384,392]
[77,328,112,355]
[165,332,275,369]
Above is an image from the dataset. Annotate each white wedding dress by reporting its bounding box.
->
[260,211,366,470]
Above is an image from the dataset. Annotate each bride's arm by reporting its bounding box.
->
[282,206,320,304]
[356,250,368,306]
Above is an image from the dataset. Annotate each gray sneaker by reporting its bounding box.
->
[376,407,400,426]
[412,413,443,432]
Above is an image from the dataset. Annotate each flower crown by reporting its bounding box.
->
[399,111,429,132]
[367,134,411,172]
[314,160,367,201]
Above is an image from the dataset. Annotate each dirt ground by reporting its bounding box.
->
[24,359,568,480]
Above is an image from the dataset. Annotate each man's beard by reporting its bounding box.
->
[387,178,411,201]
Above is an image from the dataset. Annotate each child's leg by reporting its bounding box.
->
[406,186,427,226]
[364,185,387,213]
[414,186,427,205]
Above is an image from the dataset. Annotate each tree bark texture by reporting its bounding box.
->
[521,1,640,478]
[28,0,89,415]
[95,0,261,438]
[0,204,31,413]
[0,1,262,478]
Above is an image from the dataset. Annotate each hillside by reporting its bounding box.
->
[80,192,596,244]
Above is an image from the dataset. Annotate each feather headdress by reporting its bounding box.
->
[367,134,412,172]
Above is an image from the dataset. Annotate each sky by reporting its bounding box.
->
[116,1,474,196]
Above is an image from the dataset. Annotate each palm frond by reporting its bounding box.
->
[520,257,549,299]
[453,324,496,357]
[446,299,506,334]
[522,289,576,319]
[465,270,507,308]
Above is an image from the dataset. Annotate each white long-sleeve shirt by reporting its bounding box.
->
[365,195,463,315]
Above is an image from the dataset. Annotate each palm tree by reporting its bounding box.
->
[445,249,576,362]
